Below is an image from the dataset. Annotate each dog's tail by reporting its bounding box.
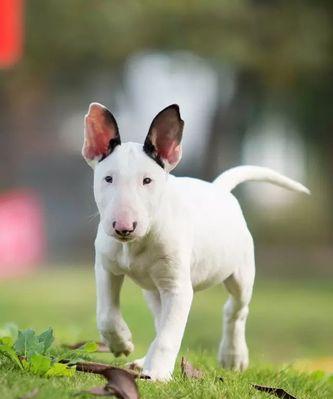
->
[214,165,310,195]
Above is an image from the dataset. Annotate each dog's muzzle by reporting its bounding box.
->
[112,221,137,241]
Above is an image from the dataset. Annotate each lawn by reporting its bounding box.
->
[0,267,332,398]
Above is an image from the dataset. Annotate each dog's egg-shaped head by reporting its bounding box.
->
[82,103,184,242]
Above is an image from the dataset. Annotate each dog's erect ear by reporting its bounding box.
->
[143,104,184,172]
[82,102,121,168]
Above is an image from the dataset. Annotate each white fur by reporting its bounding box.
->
[214,165,310,194]
[91,142,309,381]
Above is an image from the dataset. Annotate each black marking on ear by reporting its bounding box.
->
[99,108,121,162]
[104,107,119,133]
[143,138,165,169]
[143,104,183,169]
[100,137,121,162]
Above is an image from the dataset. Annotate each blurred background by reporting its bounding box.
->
[0,0,332,368]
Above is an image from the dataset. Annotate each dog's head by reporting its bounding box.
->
[82,103,184,242]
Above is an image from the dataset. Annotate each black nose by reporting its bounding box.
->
[114,222,137,237]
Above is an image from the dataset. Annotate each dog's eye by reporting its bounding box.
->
[104,176,113,183]
[143,177,152,185]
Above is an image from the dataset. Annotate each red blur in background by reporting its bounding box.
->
[0,191,45,278]
[0,0,24,67]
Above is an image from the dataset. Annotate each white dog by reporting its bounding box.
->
[82,103,309,381]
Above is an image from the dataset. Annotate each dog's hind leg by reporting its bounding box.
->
[129,290,161,370]
[218,251,255,371]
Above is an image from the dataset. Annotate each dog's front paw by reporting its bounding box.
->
[219,348,249,371]
[99,318,134,357]
[101,329,134,357]
[111,337,134,357]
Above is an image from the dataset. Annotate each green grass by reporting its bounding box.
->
[0,268,332,398]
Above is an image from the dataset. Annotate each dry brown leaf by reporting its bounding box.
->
[76,361,150,380]
[75,361,147,398]
[180,357,204,379]
[75,361,145,378]
[252,384,298,399]
[79,385,120,397]
[103,368,140,399]
[75,361,115,374]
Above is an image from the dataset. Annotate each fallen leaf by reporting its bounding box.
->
[18,388,39,399]
[75,361,149,379]
[64,341,109,352]
[77,364,141,398]
[103,368,140,399]
[181,357,204,379]
[252,384,298,399]
[75,361,118,374]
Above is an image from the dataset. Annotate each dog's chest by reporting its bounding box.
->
[112,244,158,290]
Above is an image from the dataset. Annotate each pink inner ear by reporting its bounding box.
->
[167,144,181,165]
[158,139,180,165]
[83,117,111,160]
[83,103,118,161]
[144,105,184,169]
[154,131,181,165]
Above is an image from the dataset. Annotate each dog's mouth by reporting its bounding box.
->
[101,225,137,242]
[113,234,136,243]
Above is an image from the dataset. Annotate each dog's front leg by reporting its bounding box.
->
[95,252,134,357]
[143,283,193,381]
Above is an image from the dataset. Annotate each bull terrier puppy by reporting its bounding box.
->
[82,103,309,381]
